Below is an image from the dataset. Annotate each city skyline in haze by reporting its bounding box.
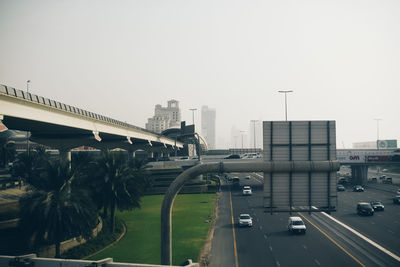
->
[1,1,399,149]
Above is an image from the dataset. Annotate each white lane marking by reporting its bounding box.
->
[269,245,273,252]
[314,259,321,266]
[394,221,399,224]
[259,225,263,230]
[252,172,264,184]
[276,261,281,267]
[388,230,394,234]
[264,234,268,239]
[302,244,307,250]
[320,211,400,262]
[371,222,375,225]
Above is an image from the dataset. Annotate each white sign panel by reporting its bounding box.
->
[263,121,337,212]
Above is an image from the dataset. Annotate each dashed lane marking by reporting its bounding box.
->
[314,259,321,266]
[230,190,239,267]
[298,212,365,267]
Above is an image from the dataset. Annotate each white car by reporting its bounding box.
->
[238,214,253,227]
[288,216,306,234]
[242,186,252,195]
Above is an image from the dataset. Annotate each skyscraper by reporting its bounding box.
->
[201,105,216,149]
[146,100,181,133]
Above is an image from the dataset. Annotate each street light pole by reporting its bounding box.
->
[240,131,246,149]
[251,120,258,149]
[26,80,31,155]
[189,108,197,125]
[374,118,382,149]
[278,90,293,121]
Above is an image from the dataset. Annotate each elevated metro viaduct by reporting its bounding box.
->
[0,84,184,160]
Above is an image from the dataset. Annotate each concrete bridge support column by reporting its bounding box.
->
[127,149,134,161]
[351,165,368,185]
[59,148,71,168]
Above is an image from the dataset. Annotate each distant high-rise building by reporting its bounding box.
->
[146,100,181,133]
[201,105,216,149]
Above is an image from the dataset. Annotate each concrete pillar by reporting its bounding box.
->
[350,165,368,185]
[59,149,71,168]
[127,149,134,161]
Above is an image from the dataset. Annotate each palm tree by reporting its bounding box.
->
[0,138,16,169]
[93,150,146,233]
[12,147,49,185]
[18,159,98,258]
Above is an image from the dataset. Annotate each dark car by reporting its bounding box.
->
[337,185,345,191]
[393,195,400,204]
[353,185,364,192]
[383,177,393,184]
[370,201,384,211]
[357,202,374,216]
[224,154,240,159]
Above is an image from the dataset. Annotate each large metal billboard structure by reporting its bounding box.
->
[263,121,337,212]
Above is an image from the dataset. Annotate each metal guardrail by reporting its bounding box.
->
[0,84,157,135]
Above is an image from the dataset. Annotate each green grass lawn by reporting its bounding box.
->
[90,193,216,265]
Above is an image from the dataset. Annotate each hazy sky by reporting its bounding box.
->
[1,0,399,149]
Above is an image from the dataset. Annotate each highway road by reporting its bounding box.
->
[208,173,400,267]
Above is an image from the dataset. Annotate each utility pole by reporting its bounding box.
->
[189,108,197,125]
[374,118,382,149]
[240,131,246,149]
[26,80,31,155]
[251,120,259,149]
[278,90,293,121]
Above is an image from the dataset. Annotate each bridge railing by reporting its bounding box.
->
[0,84,157,135]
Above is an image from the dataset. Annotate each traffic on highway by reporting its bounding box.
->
[208,172,400,267]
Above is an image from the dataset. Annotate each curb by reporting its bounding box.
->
[198,192,221,267]
[82,219,127,260]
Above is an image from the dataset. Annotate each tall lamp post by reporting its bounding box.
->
[251,120,258,149]
[26,80,31,155]
[189,108,197,125]
[278,90,293,121]
[240,131,246,149]
[374,118,382,149]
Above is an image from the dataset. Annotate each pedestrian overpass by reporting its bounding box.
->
[337,149,400,185]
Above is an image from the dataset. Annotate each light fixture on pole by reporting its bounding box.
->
[26,80,30,93]
[251,120,259,149]
[189,108,197,125]
[278,90,293,121]
[374,118,382,149]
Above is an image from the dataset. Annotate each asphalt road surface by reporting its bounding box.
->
[208,173,400,267]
